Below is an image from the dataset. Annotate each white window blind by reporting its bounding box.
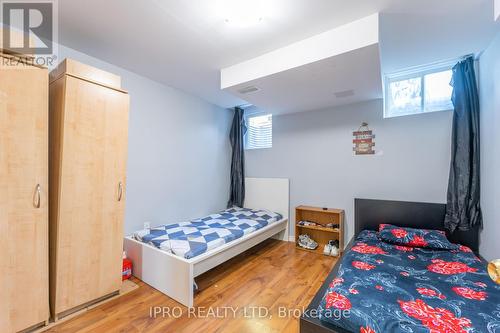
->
[245,114,272,150]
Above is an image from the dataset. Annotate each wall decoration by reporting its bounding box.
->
[353,122,375,155]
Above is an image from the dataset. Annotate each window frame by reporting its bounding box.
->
[244,113,273,150]
[384,61,456,118]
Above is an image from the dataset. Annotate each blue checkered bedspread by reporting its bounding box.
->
[133,207,283,259]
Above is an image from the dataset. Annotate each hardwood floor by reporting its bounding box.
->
[46,239,337,333]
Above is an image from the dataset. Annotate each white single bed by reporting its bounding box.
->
[123,178,289,307]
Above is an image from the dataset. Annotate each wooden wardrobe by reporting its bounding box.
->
[49,59,129,319]
[0,53,49,332]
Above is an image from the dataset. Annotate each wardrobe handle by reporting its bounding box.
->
[33,184,41,209]
[117,182,123,202]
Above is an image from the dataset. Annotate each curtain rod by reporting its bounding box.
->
[385,53,476,79]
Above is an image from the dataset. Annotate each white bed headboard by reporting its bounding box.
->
[244,178,289,219]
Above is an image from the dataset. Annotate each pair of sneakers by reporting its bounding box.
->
[298,220,318,227]
[324,240,340,257]
[298,234,318,250]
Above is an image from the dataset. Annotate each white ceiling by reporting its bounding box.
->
[58,0,500,110]
[226,44,382,115]
[221,14,382,115]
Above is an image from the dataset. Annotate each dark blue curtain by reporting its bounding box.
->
[227,107,247,208]
[444,57,482,232]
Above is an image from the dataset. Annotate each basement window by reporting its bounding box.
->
[245,114,272,150]
[384,61,455,118]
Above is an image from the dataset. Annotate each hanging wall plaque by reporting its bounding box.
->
[353,122,375,155]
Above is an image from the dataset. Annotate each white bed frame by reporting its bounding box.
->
[123,178,289,307]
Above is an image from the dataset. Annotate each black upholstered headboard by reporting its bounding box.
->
[354,198,480,253]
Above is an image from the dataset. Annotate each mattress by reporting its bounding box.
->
[133,207,283,259]
[318,230,500,333]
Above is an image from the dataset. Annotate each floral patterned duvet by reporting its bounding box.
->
[318,230,500,333]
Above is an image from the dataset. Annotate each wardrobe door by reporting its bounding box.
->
[52,75,129,315]
[0,62,49,331]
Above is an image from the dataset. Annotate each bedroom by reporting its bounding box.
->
[1,0,499,332]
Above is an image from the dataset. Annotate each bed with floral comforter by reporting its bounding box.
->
[318,230,500,333]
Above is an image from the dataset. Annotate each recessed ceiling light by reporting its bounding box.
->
[216,0,267,28]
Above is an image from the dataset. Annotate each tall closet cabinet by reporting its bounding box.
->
[49,59,129,319]
[0,54,49,331]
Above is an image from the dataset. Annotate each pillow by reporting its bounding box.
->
[378,224,459,250]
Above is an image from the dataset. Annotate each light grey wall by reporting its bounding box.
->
[246,100,453,242]
[479,32,500,261]
[54,45,232,235]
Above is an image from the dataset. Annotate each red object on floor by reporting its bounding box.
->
[122,257,132,281]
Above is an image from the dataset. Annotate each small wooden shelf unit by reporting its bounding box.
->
[295,206,344,255]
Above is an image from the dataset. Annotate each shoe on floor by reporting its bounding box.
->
[330,245,339,257]
[328,240,340,257]
[323,243,332,255]
[298,234,318,250]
